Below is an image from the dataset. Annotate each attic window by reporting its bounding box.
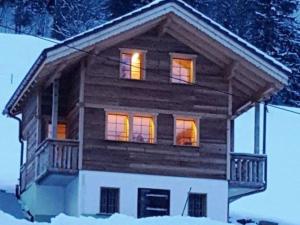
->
[120,49,146,80]
[170,53,196,84]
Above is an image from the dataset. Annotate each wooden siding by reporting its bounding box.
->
[82,30,229,179]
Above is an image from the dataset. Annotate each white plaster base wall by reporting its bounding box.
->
[79,171,228,222]
[21,177,79,218]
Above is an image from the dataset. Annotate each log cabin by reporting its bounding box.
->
[3,0,291,222]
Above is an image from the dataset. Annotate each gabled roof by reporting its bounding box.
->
[3,0,291,116]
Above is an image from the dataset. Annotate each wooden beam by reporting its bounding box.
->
[51,79,59,139]
[224,61,239,80]
[36,87,42,145]
[45,64,65,88]
[227,79,233,180]
[157,17,172,37]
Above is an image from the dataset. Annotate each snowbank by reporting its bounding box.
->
[0,211,229,225]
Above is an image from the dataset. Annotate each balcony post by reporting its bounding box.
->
[51,78,59,139]
[254,103,260,154]
[262,102,267,154]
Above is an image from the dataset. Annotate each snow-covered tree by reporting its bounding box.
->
[50,0,106,40]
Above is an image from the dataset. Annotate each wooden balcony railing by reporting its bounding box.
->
[230,153,267,189]
[35,139,79,181]
[20,139,79,192]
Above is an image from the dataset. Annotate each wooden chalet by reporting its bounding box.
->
[3,0,290,222]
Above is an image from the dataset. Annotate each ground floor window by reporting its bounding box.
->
[100,187,120,215]
[137,188,170,218]
[188,193,207,217]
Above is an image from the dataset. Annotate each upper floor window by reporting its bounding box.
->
[170,53,196,84]
[120,49,146,80]
[174,117,199,146]
[107,114,129,141]
[106,111,156,144]
[132,116,155,143]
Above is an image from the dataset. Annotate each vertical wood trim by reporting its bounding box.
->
[78,61,86,170]
[226,80,232,180]
[51,79,59,139]
[36,88,42,145]
[254,103,260,154]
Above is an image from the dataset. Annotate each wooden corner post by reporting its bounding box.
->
[51,78,60,139]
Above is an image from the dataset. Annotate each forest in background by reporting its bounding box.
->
[0,0,299,107]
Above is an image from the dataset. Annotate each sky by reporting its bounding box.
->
[0,33,299,224]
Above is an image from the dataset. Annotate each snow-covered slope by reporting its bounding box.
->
[0,211,229,225]
[0,34,53,192]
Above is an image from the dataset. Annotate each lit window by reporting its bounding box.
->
[107,114,129,141]
[48,123,67,140]
[120,51,143,80]
[171,57,194,84]
[132,116,155,143]
[175,119,198,146]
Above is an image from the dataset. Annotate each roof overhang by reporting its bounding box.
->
[3,0,291,116]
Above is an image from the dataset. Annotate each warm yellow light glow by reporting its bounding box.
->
[107,114,129,141]
[172,58,193,83]
[131,52,141,80]
[175,119,197,146]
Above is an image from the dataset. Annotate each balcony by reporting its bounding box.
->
[229,153,267,202]
[20,139,79,192]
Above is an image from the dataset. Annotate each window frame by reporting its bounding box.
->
[169,52,197,84]
[105,110,157,144]
[188,192,207,217]
[173,115,200,147]
[99,187,120,215]
[119,48,147,80]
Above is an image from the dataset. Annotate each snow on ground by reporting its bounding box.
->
[0,34,53,191]
[0,33,300,224]
[0,211,229,225]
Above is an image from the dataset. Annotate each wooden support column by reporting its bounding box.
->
[254,103,260,154]
[230,120,234,152]
[51,78,59,139]
[226,80,233,180]
[78,60,86,170]
[262,103,267,155]
[36,88,42,145]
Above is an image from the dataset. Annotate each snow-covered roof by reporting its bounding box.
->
[3,0,291,115]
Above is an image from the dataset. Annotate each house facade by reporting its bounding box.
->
[3,0,290,222]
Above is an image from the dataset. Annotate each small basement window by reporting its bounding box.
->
[188,193,207,217]
[48,122,67,139]
[120,49,146,80]
[100,187,120,215]
[170,53,196,84]
[175,118,199,146]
